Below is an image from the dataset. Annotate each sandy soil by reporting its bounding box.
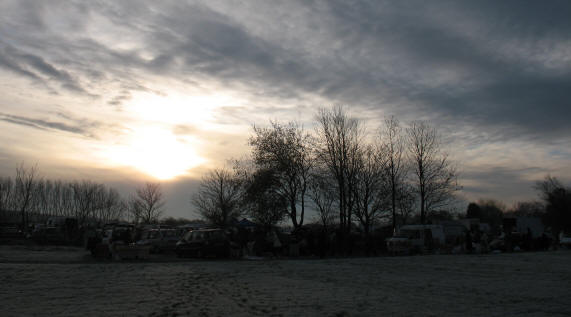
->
[0,246,570,317]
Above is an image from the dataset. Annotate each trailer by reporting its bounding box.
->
[386,225,446,255]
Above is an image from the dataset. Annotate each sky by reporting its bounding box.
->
[1,0,570,219]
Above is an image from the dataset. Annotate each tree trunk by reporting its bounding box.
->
[391,179,396,232]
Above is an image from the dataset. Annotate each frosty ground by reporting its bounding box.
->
[0,246,569,317]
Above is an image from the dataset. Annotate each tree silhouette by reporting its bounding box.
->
[315,106,363,235]
[308,170,337,231]
[249,121,312,229]
[380,116,406,232]
[14,163,39,231]
[242,168,288,228]
[133,182,165,224]
[192,169,242,228]
[535,175,571,234]
[407,121,459,224]
[353,144,388,239]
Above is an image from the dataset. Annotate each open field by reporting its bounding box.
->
[1,246,570,317]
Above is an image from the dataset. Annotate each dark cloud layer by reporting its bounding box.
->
[0,112,101,138]
[2,1,569,145]
[0,43,92,96]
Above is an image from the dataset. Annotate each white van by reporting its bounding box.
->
[386,225,446,254]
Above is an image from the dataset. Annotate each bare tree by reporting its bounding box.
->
[128,195,143,224]
[249,121,313,229]
[31,179,48,217]
[134,182,165,224]
[396,183,416,226]
[14,163,39,231]
[97,187,126,225]
[406,121,459,224]
[192,169,242,228]
[70,180,104,226]
[353,144,389,239]
[380,116,406,232]
[0,177,13,211]
[308,171,337,232]
[1,170,127,226]
[0,177,14,223]
[51,180,74,217]
[315,106,363,235]
[534,175,564,202]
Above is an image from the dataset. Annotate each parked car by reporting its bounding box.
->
[175,229,230,258]
[137,228,179,253]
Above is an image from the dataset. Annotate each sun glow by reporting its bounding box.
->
[102,90,241,179]
[127,91,232,127]
[105,126,205,180]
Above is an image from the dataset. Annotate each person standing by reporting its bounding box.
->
[465,230,473,254]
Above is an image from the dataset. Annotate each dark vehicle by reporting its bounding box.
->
[32,225,66,245]
[137,228,179,253]
[175,229,230,258]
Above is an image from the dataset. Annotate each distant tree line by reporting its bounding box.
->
[465,175,571,235]
[193,106,461,248]
[0,163,165,231]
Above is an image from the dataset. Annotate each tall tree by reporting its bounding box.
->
[70,180,104,226]
[535,175,571,234]
[0,177,13,212]
[192,169,242,228]
[380,116,406,232]
[353,144,388,239]
[308,171,337,232]
[407,121,459,224]
[14,163,39,231]
[249,121,312,229]
[128,195,143,224]
[396,183,416,226]
[0,177,14,224]
[242,168,288,229]
[134,182,165,224]
[98,187,126,225]
[315,106,363,235]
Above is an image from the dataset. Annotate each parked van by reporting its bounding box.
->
[386,225,445,255]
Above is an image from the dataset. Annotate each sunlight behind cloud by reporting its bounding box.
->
[104,126,205,180]
[127,91,233,127]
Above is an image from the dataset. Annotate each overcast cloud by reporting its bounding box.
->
[1,0,570,217]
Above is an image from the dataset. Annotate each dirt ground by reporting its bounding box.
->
[0,246,570,317]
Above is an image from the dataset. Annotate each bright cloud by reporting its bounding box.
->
[1,0,571,217]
